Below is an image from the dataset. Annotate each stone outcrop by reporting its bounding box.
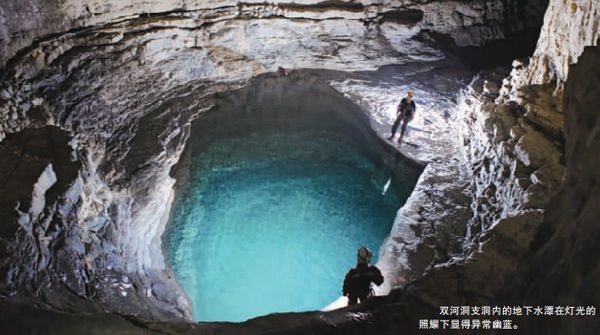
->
[493,41,600,335]
[511,0,600,88]
[458,68,565,252]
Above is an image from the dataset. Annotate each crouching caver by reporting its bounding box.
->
[342,245,384,305]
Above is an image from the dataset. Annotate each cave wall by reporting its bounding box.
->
[381,1,600,333]
[493,41,600,335]
[450,0,600,301]
[1,0,547,68]
[399,38,600,335]
[0,0,550,321]
[512,0,600,88]
[5,0,600,333]
[380,56,567,317]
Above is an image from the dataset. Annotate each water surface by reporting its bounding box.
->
[165,78,419,322]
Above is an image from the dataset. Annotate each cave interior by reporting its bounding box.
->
[0,0,599,334]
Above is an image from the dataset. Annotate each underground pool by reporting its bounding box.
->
[164,76,421,322]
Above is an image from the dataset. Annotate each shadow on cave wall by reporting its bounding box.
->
[490,42,600,335]
[422,28,543,71]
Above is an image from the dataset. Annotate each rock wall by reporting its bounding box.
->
[1,0,546,68]
[393,67,566,309]
[344,3,600,332]
[0,0,549,321]
[370,60,567,322]
[9,1,600,334]
[458,69,565,251]
[511,0,600,88]
[386,1,600,333]
[493,41,600,335]
[501,42,600,334]
[392,39,600,335]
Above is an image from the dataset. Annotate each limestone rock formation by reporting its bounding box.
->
[1,0,599,334]
[494,42,600,335]
[510,0,600,87]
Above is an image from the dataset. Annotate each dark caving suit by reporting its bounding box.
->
[390,91,416,140]
[343,246,384,305]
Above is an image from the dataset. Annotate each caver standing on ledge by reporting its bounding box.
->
[343,245,384,305]
[389,91,416,142]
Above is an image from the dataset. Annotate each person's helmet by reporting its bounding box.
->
[357,245,372,264]
[406,91,414,98]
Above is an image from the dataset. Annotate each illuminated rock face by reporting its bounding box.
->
[0,0,548,69]
[2,0,599,334]
[512,0,600,87]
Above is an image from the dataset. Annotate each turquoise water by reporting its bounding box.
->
[164,82,414,322]
[166,129,408,322]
